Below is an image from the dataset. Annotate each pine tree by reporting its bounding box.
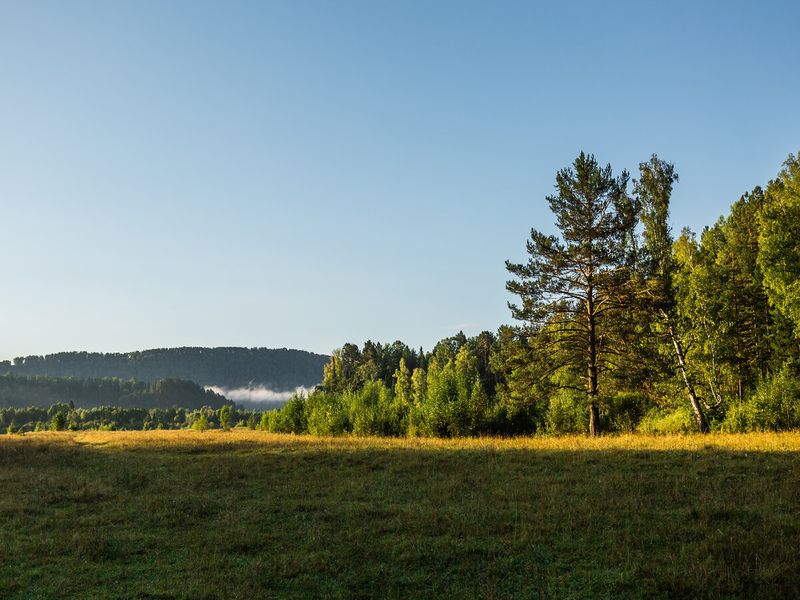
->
[506,152,636,435]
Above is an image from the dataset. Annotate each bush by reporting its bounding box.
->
[545,389,586,434]
[349,381,402,436]
[219,405,231,431]
[637,405,693,434]
[722,365,800,432]
[605,392,648,433]
[50,412,67,431]
[305,391,350,436]
[264,394,308,434]
[192,414,209,432]
[720,401,756,433]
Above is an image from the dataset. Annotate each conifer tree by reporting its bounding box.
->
[506,152,636,435]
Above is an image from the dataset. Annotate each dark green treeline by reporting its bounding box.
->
[260,151,800,436]
[0,375,227,411]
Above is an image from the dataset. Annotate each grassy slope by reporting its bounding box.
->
[1,431,799,599]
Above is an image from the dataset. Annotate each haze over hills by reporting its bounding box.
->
[0,347,330,394]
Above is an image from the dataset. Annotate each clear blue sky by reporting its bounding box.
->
[1,0,798,359]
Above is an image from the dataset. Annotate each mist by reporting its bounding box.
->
[206,385,314,409]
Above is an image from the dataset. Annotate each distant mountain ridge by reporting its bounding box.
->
[0,347,330,391]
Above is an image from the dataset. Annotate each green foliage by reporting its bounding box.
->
[759,153,800,334]
[259,411,273,432]
[722,365,800,432]
[218,405,231,431]
[0,404,243,433]
[545,388,586,434]
[192,414,210,432]
[720,401,757,433]
[605,392,647,433]
[305,391,350,436]
[0,374,225,410]
[637,406,694,434]
[348,381,400,436]
[506,152,639,435]
[262,394,307,434]
[50,412,67,432]
[9,151,800,439]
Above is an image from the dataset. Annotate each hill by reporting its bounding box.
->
[0,347,329,391]
[0,375,228,410]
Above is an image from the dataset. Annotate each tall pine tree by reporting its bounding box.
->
[506,152,636,435]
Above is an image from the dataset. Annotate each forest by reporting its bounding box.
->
[0,346,329,390]
[0,375,227,412]
[257,151,800,437]
[2,152,798,438]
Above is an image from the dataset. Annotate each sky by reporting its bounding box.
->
[1,0,798,360]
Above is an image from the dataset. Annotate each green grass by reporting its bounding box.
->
[2,431,800,599]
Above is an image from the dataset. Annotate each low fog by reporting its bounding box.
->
[206,385,314,410]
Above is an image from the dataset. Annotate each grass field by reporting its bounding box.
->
[2,431,800,599]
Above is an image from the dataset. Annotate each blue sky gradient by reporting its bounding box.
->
[1,1,798,358]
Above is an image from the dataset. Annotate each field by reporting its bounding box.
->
[2,431,800,599]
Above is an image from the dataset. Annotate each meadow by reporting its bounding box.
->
[2,430,800,599]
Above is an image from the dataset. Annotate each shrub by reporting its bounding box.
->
[545,389,586,434]
[350,381,400,436]
[50,412,67,431]
[752,365,800,430]
[266,394,308,434]
[637,405,693,434]
[192,414,209,432]
[606,392,648,433]
[305,391,350,436]
[219,405,231,431]
[720,401,756,433]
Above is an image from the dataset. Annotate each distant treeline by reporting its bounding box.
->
[0,375,228,410]
[0,347,329,390]
[0,404,249,433]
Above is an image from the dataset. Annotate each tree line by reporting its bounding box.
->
[258,151,800,436]
[0,403,247,434]
[0,375,228,411]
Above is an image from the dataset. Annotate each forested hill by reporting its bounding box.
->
[0,347,330,390]
[0,375,228,410]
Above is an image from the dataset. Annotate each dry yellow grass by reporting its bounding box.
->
[10,428,800,453]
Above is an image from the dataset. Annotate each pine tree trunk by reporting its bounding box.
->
[587,278,600,436]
